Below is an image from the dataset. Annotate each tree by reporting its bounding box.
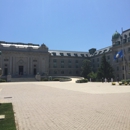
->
[81,59,91,78]
[88,71,97,81]
[97,54,114,80]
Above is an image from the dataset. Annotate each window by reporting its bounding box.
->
[53,59,57,62]
[124,34,127,38]
[60,53,64,56]
[122,66,124,70]
[93,59,95,62]
[54,71,57,74]
[75,60,78,63]
[76,71,79,74]
[52,52,56,56]
[97,58,99,62]
[34,65,36,67]
[68,60,71,63]
[61,65,64,68]
[104,49,107,53]
[67,53,71,56]
[4,68,8,76]
[4,59,9,61]
[33,60,37,62]
[69,71,72,74]
[117,66,119,71]
[68,65,71,68]
[76,65,79,68]
[61,71,64,74]
[128,37,130,42]
[53,65,57,68]
[61,60,64,63]
[53,63,57,68]
[123,39,127,43]
[107,56,110,60]
[128,48,130,52]
[99,51,102,54]
[81,54,84,57]
[74,53,78,57]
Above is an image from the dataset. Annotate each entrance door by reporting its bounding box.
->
[4,68,8,76]
[19,66,23,75]
[34,68,36,75]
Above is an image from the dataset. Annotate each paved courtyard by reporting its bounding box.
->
[0,81,130,130]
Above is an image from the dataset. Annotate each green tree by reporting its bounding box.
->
[97,54,114,80]
[88,71,97,81]
[81,59,91,78]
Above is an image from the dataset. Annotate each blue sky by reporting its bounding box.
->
[0,0,130,51]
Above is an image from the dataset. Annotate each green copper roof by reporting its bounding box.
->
[112,31,120,40]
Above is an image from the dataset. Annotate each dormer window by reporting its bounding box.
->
[74,53,78,57]
[52,52,56,56]
[60,53,64,56]
[67,53,71,56]
[99,51,102,54]
[124,34,127,38]
[81,54,84,57]
[104,49,107,53]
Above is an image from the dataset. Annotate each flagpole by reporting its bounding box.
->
[121,28,126,80]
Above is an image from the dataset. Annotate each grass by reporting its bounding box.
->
[0,103,16,130]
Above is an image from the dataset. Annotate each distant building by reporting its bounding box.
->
[0,28,130,80]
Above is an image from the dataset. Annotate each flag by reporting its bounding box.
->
[114,50,123,60]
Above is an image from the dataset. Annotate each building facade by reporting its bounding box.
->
[0,29,130,80]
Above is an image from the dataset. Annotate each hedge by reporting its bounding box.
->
[76,79,88,83]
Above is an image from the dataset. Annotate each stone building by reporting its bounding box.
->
[0,28,130,81]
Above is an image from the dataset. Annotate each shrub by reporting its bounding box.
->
[76,79,88,83]
[0,78,6,82]
[41,78,48,81]
[121,79,130,84]
[60,77,72,82]
[125,82,127,85]
[119,82,122,85]
[52,78,60,81]
[112,82,116,85]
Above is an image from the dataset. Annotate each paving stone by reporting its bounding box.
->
[0,82,130,130]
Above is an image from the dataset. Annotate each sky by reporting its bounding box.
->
[0,0,130,52]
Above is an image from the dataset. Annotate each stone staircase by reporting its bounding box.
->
[11,77,37,82]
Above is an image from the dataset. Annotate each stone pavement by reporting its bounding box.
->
[0,81,130,130]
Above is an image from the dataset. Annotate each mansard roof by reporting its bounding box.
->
[49,50,90,57]
[49,46,112,58]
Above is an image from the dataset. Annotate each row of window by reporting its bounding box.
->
[52,70,79,74]
[53,65,79,68]
[53,59,79,63]
[116,66,126,71]
[92,56,110,62]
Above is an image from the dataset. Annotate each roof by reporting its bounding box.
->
[49,46,112,58]
[49,50,90,57]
